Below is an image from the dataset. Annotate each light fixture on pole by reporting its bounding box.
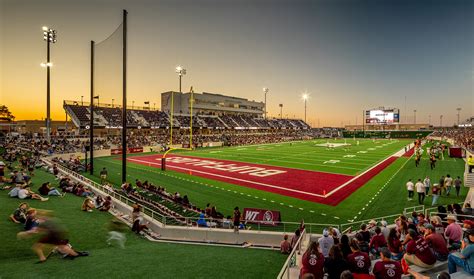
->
[93,95,99,107]
[144,101,150,110]
[81,95,84,105]
[153,103,156,110]
[175,65,186,93]
[41,26,57,142]
[279,103,283,119]
[263,87,269,119]
[456,107,461,125]
[302,93,309,123]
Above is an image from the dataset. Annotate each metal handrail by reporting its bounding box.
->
[277,229,307,279]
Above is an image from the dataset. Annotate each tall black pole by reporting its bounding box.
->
[179,75,182,93]
[89,40,95,175]
[362,110,365,137]
[121,10,128,183]
[46,39,51,142]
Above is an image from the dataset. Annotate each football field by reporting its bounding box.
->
[89,139,467,225]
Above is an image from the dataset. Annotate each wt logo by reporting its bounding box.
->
[245,211,260,221]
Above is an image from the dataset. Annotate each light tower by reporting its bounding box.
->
[41,26,57,142]
[302,93,309,123]
[413,109,417,124]
[263,87,269,119]
[175,66,186,93]
[440,115,443,127]
[456,107,461,125]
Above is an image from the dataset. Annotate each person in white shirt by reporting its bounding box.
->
[318,229,334,258]
[444,174,453,196]
[415,179,425,204]
[18,186,48,201]
[423,176,431,196]
[406,179,415,201]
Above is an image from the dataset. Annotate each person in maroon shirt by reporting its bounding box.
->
[347,239,371,274]
[387,228,403,260]
[373,247,402,279]
[404,229,436,268]
[300,241,325,279]
[369,227,388,256]
[424,224,449,261]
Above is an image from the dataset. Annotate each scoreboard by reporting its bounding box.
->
[366,108,400,124]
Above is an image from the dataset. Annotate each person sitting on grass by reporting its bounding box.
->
[280,234,291,254]
[448,228,474,275]
[94,195,104,209]
[8,183,22,198]
[300,241,325,279]
[18,185,48,202]
[10,202,29,224]
[81,198,95,212]
[100,196,112,211]
[373,247,402,279]
[38,182,63,197]
[24,208,40,231]
[403,229,436,269]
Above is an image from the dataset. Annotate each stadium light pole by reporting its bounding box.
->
[440,115,443,127]
[279,103,283,119]
[413,109,417,124]
[456,107,461,125]
[41,26,57,142]
[153,103,156,110]
[112,99,114,108]
[302,93,309,123]
[175,66,186,93]
[144,101,150,110]
[263,87,269,119]
[132,101,134,109]
[81,95,84,105]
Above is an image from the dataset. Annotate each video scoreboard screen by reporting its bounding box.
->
[366,108,400,124]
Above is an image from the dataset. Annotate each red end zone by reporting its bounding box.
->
[127,154,396,206]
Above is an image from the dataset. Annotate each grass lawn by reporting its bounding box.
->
[0,169,286,279]
[85,139,468,227]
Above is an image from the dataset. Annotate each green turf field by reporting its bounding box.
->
[172,138,410,175]
[86,139,468,226]
[0,169,286,279]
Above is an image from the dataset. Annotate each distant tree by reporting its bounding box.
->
[0,105,15,122]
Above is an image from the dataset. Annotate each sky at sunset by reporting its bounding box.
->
[0,0,472,127]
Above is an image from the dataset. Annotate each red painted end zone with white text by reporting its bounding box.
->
[126,154,397,206]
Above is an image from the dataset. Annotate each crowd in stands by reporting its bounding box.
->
[66,102,312,130]
[291,208,474,279]
[430,128,474,151]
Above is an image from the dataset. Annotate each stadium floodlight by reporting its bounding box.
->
[132,101,135,109]
[41,26,57,143]
[175,65,186,93]
[439,115,443,127]
[263,87,269,119]
[456,107,461,125]
[112,99,115,108]
[413,109,417,124]
[302,93,309,123]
